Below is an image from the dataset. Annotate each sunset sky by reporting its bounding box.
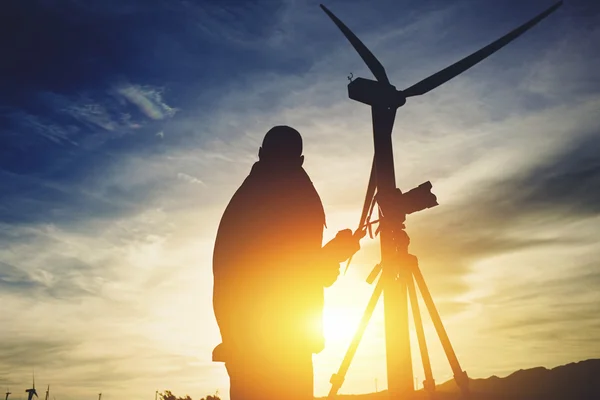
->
[1,0,599,399]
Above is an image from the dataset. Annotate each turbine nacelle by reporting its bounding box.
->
[348,78,406,109]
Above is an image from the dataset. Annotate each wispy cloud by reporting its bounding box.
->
[7,111,79,147]
[63,102,118,131]
[176,172,206,186]
[116,84,177,120]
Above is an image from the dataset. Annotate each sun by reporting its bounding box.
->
[322,306,363,344]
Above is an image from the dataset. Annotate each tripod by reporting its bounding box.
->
[327,179,469,399]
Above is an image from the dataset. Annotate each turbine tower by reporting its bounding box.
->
[5,388,10,400]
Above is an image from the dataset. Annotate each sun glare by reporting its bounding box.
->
[322,306,363,344]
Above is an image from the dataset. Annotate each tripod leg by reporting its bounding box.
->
[406,270,435,396]
[328,271,384,399]
[411,262,470,398]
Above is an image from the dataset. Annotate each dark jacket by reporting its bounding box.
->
[212,160,337,360]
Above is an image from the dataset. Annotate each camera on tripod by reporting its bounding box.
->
[378,181,438,223]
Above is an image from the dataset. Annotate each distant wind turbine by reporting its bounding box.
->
[25,372,37,400]
[5,388,10,400]
[43,386,49,400]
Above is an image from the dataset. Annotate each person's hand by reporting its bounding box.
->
[321,263,340,288]
[322,229,361,263]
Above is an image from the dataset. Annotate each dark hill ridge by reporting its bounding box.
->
[318,359,600,400]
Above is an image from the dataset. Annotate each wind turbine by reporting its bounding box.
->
[4,388,10,400]
[319,1,563,398]
[43,386,49,400]
[25,373,37,400]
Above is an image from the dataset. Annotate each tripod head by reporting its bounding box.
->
[362,182,436,284]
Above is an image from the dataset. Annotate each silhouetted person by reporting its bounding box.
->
[212,125,361,400]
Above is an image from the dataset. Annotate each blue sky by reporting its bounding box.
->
[1,0,599,399]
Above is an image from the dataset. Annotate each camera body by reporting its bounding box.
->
[397,181,438,215]
[378,181,438,223]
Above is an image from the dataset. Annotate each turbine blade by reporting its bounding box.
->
[402,1,563,97]
[320,4,390,84]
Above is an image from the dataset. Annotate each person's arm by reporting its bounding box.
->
[317,229,361,287]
